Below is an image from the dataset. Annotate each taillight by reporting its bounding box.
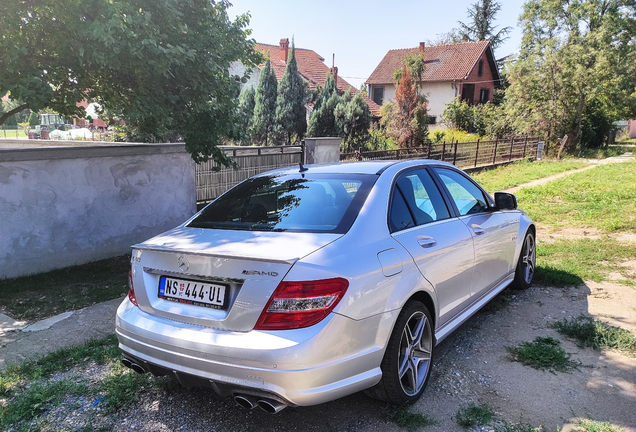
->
[254,278,349,330]
[128,268,138,306]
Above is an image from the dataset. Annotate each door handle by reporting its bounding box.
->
[417,237,437,248]
[471,224,485,235]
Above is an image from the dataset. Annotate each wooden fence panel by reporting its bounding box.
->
[341,136,540,170]
[196,145,303,202]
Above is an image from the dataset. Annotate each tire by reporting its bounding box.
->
[365,300,434,404]
[511,231,536,290]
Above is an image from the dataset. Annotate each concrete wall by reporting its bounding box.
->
[0,143,196,279]
[630,119,636,139]
[303,138,342,164]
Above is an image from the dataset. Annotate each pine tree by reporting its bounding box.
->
[275,42,307,144]
[237,85,255,145]
[334,90,371,152]
[252,58,278,145]
[307,74,340,137]
[457,0,511,51]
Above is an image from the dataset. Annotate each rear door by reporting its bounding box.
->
[389,168,475,327]
[433,167,518,300]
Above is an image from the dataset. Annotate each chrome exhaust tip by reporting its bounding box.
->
[234,395,257,410]
[121,357,147,374]
[256,398,287,414]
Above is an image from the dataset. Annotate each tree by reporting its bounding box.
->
[307,73,340,137]
[252,59,278,145]
[505,0,636,150]
[393,67,429,148]
[457,0,512,51]
[0,0,260,164]
[275,41,307,144]
[237,85,256,146]
[334,90,371,152]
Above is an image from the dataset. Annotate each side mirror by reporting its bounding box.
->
[494,192,517,211]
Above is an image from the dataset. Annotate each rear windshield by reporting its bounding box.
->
[188,173,376,233]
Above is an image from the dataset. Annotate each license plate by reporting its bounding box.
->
[158,277,227,309]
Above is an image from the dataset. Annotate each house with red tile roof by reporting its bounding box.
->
[366,40,501,126]
[232,39,381,117]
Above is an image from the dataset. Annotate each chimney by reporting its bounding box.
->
[419,42,426,53]
[330,66,339,88]
[279,38,289,63]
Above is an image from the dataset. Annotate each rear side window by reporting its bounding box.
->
[435,168,489,215]
[188,173,375,233]
[390,169,450,233]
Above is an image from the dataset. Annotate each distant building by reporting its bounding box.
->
[366,41,501,126]
[231,38,381,117]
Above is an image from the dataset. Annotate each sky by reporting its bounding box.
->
[228,0,528,89]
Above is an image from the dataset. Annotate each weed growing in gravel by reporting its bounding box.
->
[0,379,89,428]
[575,418,624,432]
[481,289,514,314]
[454,403,494,427]
[552,315,636,356]
[495,422,543,432]
[386,406,437,431]
[0,335,151,430]
[506,336,579,372]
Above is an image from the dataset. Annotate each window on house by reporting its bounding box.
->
[427,116,437,125]
[478,60,483,77]
[479,88,490,104]
[372,87,384,106]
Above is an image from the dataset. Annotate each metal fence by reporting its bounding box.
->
[196,145,303,203]
[340,136,541,169]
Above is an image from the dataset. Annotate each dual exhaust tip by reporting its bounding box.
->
[234,394,287,414]
[121,357,287,414]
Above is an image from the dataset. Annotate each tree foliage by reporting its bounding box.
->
[0,0,260,164]
[335,90,371,152]
[390,67,429,148]
[252,58,278,145]
[237,85,256,146]
[274,42,307,144]
[307,74,339,137]
[457,0,512,51]
[505,0,636,150]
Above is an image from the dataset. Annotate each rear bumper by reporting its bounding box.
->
[115,299,396,406]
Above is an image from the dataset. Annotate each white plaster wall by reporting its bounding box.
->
[230,61,261,90]
[0,144,196,279]
[421,81,458,120]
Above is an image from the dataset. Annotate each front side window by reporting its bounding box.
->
[188,174,375,234]
[390,169,450,233]
[435,168,489,216]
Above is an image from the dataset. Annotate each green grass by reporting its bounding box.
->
[552,315,636,356]
[495,423,543,432]
[455,403,495,428]
[471,159,589,193]
[386,406,438,431]
[516,162,636,232]
[0,128,28,138]
[0,254,130,321]
[0,335,157,430]
[574,418,624,432]
[578,145,633,159]
[535,238,636,287]
[507,336,579,372]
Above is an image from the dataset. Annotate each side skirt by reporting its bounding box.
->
[434,274,514,345]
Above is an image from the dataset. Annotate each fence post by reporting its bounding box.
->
[474,139,480,167]
[508,136,514,161]
[523,135,528,158]
[452,140,458,165]
[426,143,431,159]
[441,141,446,162]
[492,138,498,165]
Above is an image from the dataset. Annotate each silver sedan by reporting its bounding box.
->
[116,160,535,413]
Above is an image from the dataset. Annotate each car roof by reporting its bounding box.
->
[261,160,452,176]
